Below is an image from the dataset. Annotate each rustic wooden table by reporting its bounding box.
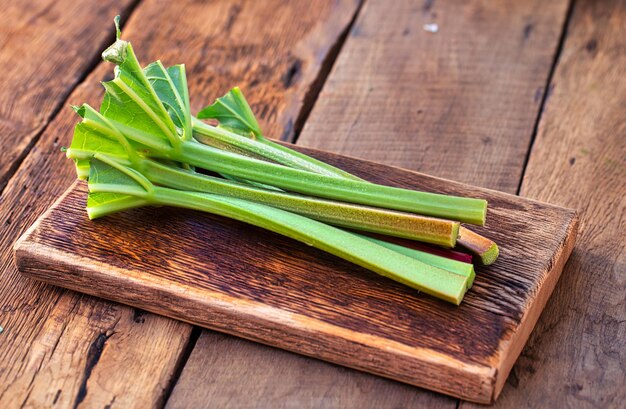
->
[0,0,623,408]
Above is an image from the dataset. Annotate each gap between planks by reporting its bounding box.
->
[515,0,576,195]
[289,0,366,142]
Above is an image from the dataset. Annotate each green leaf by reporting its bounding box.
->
[67,104,132,169]
[89,156,141,187]
[101,28,179,146]
[89,153,154,199]
[68,21,196,183]
[100,77,175,146]
[67,102,174,181]
[87,192,140,210]
[197,87,262,137]
[144,62,192,140]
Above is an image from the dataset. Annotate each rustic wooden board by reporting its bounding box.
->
[14,145,577,404]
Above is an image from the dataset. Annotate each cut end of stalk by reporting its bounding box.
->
[479,243,499,266]
[441,275,469,305]
[480,200,488,226]
[413,280,467,306]
[86,207,99,220]
[466,266,476,289]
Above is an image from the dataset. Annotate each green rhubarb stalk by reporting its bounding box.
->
[196,88,500,263]
[87,155,470,304]
[67,104,459,246]
[90,30,487,225]
[181,141,487,224]
[144,160,460,247]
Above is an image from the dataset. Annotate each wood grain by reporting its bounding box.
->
[0,0,138,191]
[167,332,455,409]
[15,145,578,403]
[463,0,626,407]
[0,0,360,406]
[297,0,570,193]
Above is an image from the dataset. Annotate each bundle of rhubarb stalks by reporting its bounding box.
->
[65,18,498,305]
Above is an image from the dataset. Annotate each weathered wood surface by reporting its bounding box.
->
[168,0,573,407]
[3,0,623,406]
[0,0,360,407]
[463,0,626,407]
[168,332,455,409]
[15,144,578,403]
[297,0,570,193]
[0,0,137,191]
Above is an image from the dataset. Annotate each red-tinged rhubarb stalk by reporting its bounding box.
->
[356,232,474,264]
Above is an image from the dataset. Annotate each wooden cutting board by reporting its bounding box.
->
[13,145,578,404]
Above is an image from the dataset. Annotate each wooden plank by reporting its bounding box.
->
[167,332,456,409]
[15,145,578,404]
[0,0,361,406]
[462,0,626,407]
[297,0,570,193]
[0,0,137,190]
[168,0,573,406]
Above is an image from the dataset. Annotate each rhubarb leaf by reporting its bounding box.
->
[90,156,143,189]
[144,62,192,140]
[101,23,179,146]
[67,104,133,179]
[197,87,262,137]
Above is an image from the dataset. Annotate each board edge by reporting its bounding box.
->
[490,210,580,402]
[14,238,497,403]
